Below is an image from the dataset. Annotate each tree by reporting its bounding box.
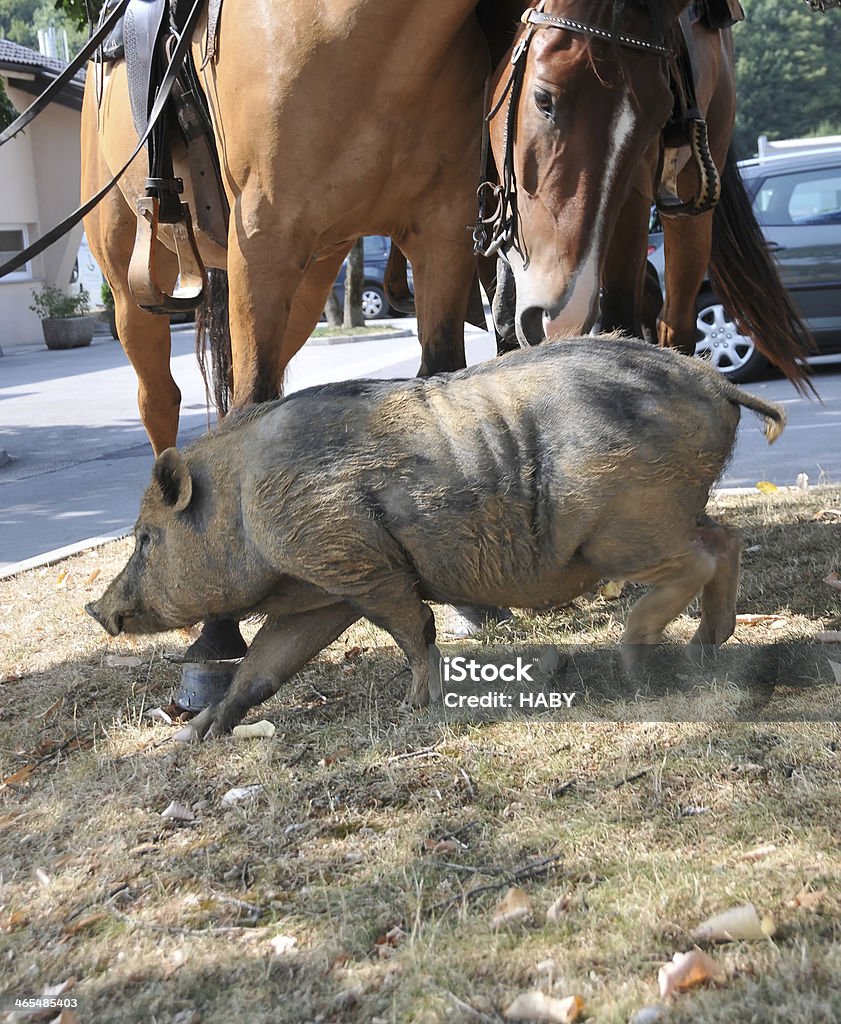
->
[0,76,17,130]
[733,1,841,156]
[343,238,365,328]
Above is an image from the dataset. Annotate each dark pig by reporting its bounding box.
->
[87,336,785,739]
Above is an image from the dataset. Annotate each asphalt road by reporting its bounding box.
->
[1,322,839,576]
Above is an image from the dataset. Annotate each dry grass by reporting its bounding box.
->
[1,488,840,1023]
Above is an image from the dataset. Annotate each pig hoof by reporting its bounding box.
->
[172,705,228,743]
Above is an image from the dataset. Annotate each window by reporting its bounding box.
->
[754,166,841,227]
[0,226,31,281]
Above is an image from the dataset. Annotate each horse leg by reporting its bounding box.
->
[274,245,352,391]
[599,185,653,338]
[657,212,713,356]
[400,209,473,376]
[83,183,181,457]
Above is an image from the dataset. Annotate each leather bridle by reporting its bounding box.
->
[473,2,673,264]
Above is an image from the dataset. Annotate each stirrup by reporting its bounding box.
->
[128,196,206,313]
[656,117,721,218]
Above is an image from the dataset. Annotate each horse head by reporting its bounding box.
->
[488,0,684,345]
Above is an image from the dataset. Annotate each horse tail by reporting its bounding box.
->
[708,146,816,397]
[722,381,787,444]
[195,267,232,419]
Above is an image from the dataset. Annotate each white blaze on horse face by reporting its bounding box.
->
[513,88,637,342]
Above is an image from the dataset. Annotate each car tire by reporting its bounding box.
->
[361,283,388,319]
[694,293,768,384]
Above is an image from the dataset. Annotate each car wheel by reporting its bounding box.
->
[361,283,388,319]
[694,296,768,384]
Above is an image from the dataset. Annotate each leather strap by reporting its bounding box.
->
[0,0,206,279]
[0,0,131,147]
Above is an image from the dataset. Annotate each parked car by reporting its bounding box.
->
[331,235,412,319]
[649,146,841,382]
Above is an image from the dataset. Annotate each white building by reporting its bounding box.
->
[0,39,86,350]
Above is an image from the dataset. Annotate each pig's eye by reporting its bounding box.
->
[137,531,151,553]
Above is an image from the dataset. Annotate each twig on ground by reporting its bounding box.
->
[612,767,651,789]
[446,991,502,1023]
[387,745,442,763]
[421,852,564,918]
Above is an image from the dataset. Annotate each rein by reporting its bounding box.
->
[474,2,672,262]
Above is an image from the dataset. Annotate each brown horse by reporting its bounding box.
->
[486,0,814,392]
[81,1,494,459]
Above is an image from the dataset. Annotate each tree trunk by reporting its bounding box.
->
[323,287,342,327]
[343,238,365,328]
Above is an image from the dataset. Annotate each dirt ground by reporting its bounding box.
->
[1,487,840,1023]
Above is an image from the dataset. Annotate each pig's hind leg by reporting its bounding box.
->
[689,516,742,646]
[620,544,718,664]
[175,602,360,741]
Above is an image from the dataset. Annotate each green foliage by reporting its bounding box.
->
[0,76,17,130]
[30,285,91,318]
[100,280,114,310]
[0,0,90,51]
[734,2,841,157]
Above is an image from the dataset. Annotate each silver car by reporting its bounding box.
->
[649,146,841,382]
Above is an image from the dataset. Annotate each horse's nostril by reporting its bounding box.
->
[516,306,546,348]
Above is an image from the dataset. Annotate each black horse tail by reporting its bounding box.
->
[708,147,816,397]
[195,267,232,419]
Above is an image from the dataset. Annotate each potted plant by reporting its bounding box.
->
[100,281,119,340]
[29,286,96,350]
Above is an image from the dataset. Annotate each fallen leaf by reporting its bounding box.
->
[546,894,569,923]
[36,867,51,887]
[144,707,174,725]
[268,934,297,955]
[658,950,722,998]
[792,888,827,911]
[105,654,142,668]
[504,991,584,1023]
[0,763,35,789]
[344,646,363,660]
[221,785,264,806]
[492,886,532,929]
[161,801,197,822]
[739,843,777,863]
[84,568,101,585]
[374,925,406,958]
[422,838,462,855]
[692,902,774,943]
[824,572,841,592]
[755,481,778,494]
[232,720,276,739]
[735,614,778,626]
[319,747,351,767]
[599,580,625,600]
[56,569,69,589]
[63,911,109,936]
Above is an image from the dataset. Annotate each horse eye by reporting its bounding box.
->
[533,88,554,118]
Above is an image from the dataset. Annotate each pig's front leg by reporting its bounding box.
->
[174,602,360,741]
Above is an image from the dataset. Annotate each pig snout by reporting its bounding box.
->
[85,600,124,636]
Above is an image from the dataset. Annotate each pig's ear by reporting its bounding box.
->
[153,448,193,512]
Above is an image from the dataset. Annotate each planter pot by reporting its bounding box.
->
[41,316,96,350]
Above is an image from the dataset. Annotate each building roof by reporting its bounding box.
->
[0,37,86,108]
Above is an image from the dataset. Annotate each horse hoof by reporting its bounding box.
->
[176,660,240,711]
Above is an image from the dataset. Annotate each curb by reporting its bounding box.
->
[0,529,132,581]
[309,328,413,347]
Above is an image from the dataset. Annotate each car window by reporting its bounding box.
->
[363,236,389,258]
[754,165,841,226]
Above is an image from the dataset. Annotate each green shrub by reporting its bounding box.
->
[101,281,115,310]
[30,286,91,319]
